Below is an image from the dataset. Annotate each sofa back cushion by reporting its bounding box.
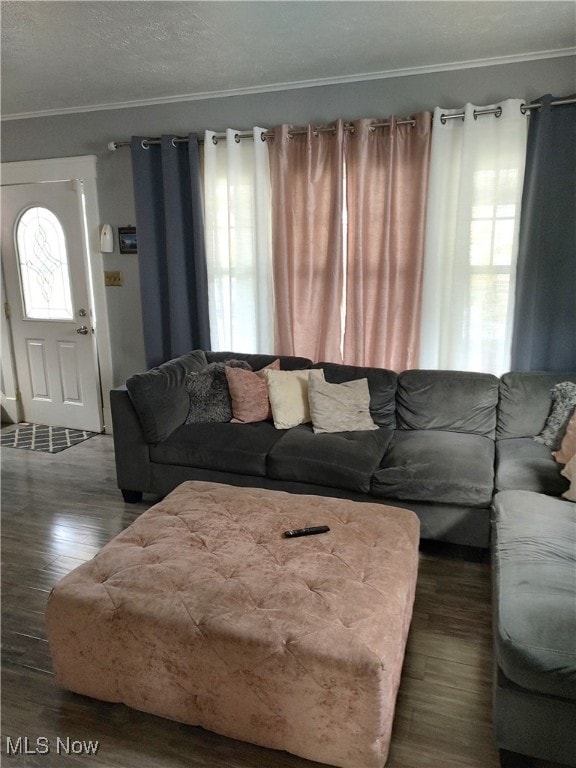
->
[497,372,576,440]
[312,363,397,428]
[396,369,500,438]
[206,351,312,371]
[126,350,207,443]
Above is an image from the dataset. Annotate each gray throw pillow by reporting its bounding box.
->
[534,381,576,450]
[185,360,251,424]
[308,371,378,434]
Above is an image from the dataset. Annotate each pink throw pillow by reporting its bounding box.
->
[561,454,576,501]
[554,410,576,465]
[225,359,281,424]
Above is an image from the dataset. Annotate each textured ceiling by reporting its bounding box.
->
[1,1,575,119]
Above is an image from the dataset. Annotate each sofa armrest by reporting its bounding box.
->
[110,385,152,498]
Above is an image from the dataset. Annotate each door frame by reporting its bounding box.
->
[1,156,114,432]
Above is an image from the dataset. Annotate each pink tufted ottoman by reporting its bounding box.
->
[46,481,419,768]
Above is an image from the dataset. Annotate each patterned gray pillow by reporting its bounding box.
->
[534,381,576,450]
[185,360,251,424]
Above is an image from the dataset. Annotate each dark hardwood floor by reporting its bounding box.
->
[0,430,565,768]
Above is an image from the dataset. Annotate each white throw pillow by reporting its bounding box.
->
[265,369,321,429]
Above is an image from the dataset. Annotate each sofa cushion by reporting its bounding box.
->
[312,363,397,428]
[126,350,208,443]
[371,430,495,507]
[492,490,576,701]
[308,372,378,434]
[185,361,251,424]
[150,422,284,477]
[496,438,570,496]
[497,371,576,440]
[396,370,499,438]
[206,351,312,372]
[267,424,393,494]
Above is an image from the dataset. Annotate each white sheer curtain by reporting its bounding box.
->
[203,127,273,353]
[419,100,528,374]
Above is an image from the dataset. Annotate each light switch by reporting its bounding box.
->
[104,270,123,287]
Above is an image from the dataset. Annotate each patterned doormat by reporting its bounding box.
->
[0,423,99,454]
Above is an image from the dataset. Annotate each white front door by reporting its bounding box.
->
[1,181,103,432]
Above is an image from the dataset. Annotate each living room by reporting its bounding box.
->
[1,3,575,768]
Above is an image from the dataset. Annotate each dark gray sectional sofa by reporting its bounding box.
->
[110,352,576,767]
[110,351,571,549]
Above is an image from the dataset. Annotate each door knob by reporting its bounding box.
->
[76,326,89,335]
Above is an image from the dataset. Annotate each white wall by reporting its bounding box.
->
[2,56,574,385]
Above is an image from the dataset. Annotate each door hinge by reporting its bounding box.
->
[15,389,22,403]
[4,302,11,319]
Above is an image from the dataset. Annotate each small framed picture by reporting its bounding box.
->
[118,226,137,254]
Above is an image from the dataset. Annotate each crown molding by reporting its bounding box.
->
[2,48,575,122]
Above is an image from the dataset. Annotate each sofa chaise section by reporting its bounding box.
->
[491,490,576,766]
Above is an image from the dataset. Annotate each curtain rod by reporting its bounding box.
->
[107,97,576,150]
[107,118,415,150]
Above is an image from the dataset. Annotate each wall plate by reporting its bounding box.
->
[104,271,123,287]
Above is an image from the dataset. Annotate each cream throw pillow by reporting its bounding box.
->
[265,369,320,429]
[308,371,378,434]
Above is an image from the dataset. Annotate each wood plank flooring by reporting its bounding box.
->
[0,431,565,768]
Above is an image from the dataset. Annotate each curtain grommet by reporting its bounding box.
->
[141,139,150,150]
[440,113,447,125]
[211,135,218,145]
[495,106,502,119]
[171,138,178,148]
[234,133,241,144]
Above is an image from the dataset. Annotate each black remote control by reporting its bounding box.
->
[284,525,330,538]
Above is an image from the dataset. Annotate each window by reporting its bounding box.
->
[203,129,273,353]
[420,101,527,375]
[468,168,519,372]
[15,206,73,320]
